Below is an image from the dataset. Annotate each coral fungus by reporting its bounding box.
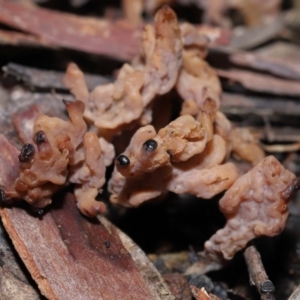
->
[204,156,299,260]
[0,100,110,217]
[2,5,296,266]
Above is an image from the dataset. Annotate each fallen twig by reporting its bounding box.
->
[0,29,51,48]
[2,63,111,91]
[0,0,229,60]
[229,15,285,49]
[217,68,300,97]
[262,142,300,153]
[230,52,300,81]
[244,245,275,300]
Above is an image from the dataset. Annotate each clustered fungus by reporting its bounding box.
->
[0,100,113,217]
[63,6,182,138]
[108,116,240,207]
[204,156,299,261]
[1,6,298,265]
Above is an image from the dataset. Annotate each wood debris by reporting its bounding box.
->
[217,69,300,96]
[0,0,141,60]
[0,221,40,300]
[244,245,275,300]
[230,52,300,80]
[0,0,228,60]
[3,63,111,91]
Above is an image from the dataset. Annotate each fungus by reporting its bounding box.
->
[204,156,299,261]
[64,6,182,135]
[1,100,109,217]
[59,6,295,268]
[109,121,240,207]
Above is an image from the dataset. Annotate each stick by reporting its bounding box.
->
[244,245,275,300]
